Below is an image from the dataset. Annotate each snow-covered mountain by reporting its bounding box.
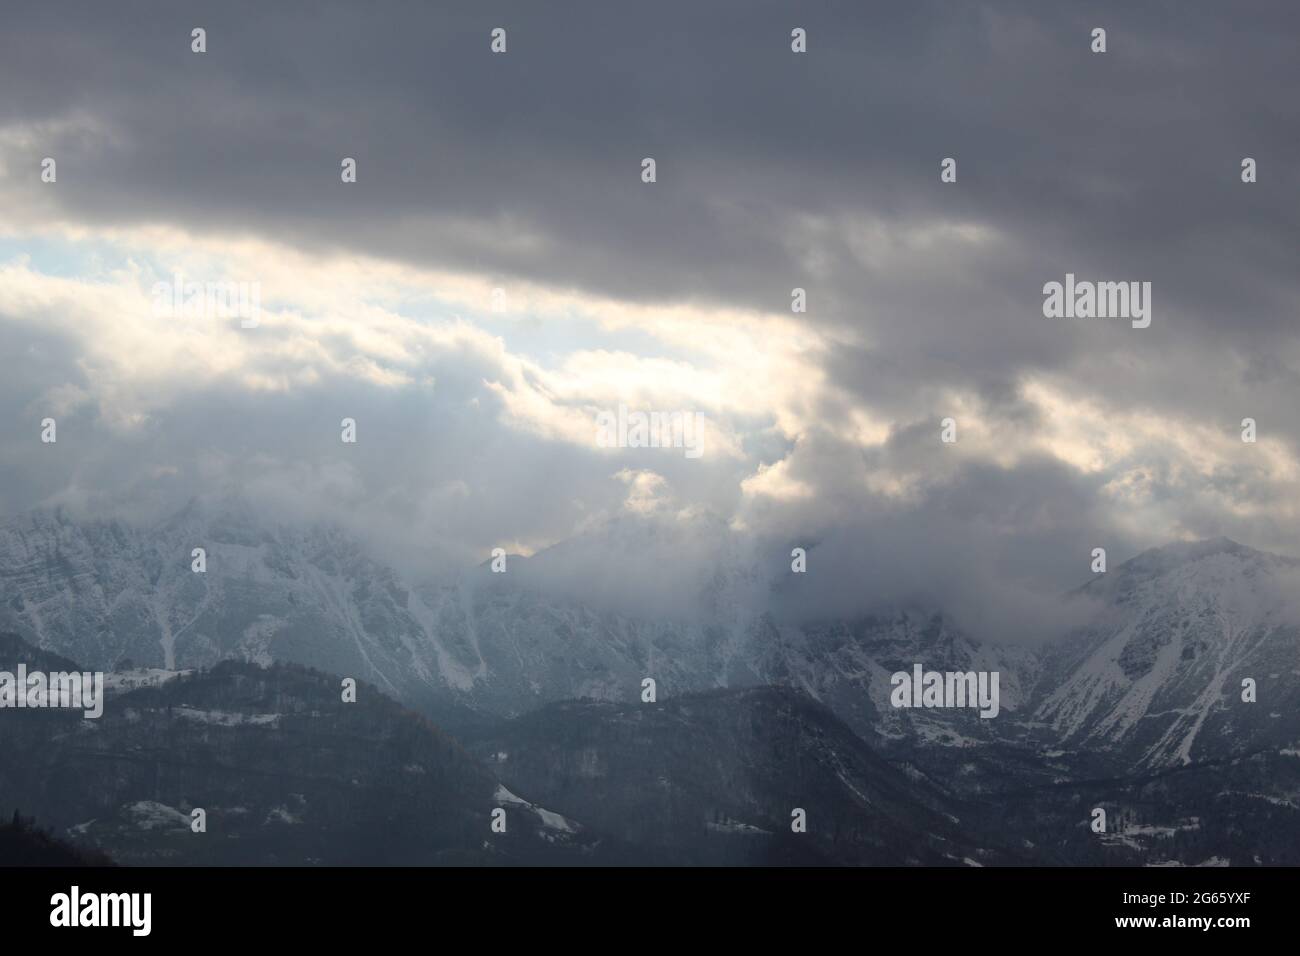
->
[0,502,444,703]
[6,502,1300,864]
[1034,538,1300,771]
[0,502,1032,745]
[3,502,1297,778]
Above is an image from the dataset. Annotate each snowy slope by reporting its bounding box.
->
[0,502,1031,748]
[12,502,1293,776]
[0,502,454,705]
[1034,538,1300,770]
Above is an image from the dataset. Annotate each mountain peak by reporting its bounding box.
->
[1153,535,1245,558]
[1069,535,1293,601]
[1120,535,1262,575]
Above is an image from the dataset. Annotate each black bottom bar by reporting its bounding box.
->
[0,865,1280,941]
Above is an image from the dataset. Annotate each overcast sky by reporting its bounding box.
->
[1,1,1297,632]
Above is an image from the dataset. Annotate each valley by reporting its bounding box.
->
[1,504,1298,865]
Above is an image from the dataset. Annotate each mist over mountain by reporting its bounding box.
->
[3,502,1296,759]
[0,500,1050,737]
[1,0,1297,887]
[2,499,1298,866]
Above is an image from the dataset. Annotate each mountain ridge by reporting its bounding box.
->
[3,502,1298,782]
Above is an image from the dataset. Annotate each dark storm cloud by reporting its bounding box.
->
[3,1,1295,324]
[7,1,1298,451]
[1,0,1297,617]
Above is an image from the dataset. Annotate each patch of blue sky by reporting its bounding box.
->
[0,234,169,283]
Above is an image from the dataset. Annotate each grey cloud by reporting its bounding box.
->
[1,0,1298,627]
